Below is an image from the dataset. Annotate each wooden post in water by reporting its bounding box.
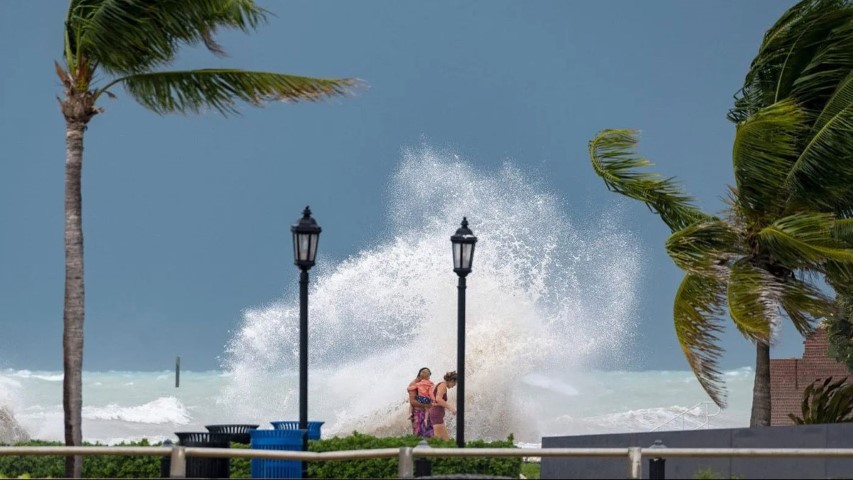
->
[175,356,181,388]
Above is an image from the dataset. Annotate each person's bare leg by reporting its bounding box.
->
[433,423,450,440]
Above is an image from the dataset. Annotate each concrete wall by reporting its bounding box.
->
[770,327,850,425]
[541,423,853,479]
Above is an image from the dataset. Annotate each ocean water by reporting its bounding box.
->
[1,144,754,446]
[0,367,753,446]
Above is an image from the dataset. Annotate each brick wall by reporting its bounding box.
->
[769,327,850,425]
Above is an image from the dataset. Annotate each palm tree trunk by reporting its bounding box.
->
[61,90,95,478]
[750,341,772,427]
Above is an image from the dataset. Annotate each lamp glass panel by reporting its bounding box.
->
[298,233,311,261]
[462,243,474,270]
[309,234,319,262]
[452,243,461,269]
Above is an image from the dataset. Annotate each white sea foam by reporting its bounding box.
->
[522,373,579,396]
[82,397,190,424]
[0,376,23,402]
[6,370,63,382]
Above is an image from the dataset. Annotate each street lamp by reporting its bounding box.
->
[291,206,321,477]
[450,217,476,448]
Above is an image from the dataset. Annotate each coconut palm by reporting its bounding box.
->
[58,1,357,476]
[827,293,853,370]
[731,0,853,379]
[588,0,853,427]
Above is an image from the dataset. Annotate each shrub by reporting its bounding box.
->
[0,440,65,478]
[83,439,161,478]
[693,468,743,479]
[229,442,251,478]
[521,462,540,479]
[0,440,161,478]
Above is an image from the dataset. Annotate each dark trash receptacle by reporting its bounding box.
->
[250,429,306,479]
[205,424,260,444]
[270,420,324,440]
[175,431,231,479]
[160,440,173,478]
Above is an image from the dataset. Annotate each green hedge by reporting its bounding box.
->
[0,433,521,478]
[0,439,161,478]
[230,441,251,478]
[236,432,521,478]
[307,432,521,479]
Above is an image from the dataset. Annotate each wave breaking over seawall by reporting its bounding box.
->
[221,144,644,443]
[0,375,29,444]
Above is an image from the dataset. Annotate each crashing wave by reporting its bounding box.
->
[0,406,29,444]
[222,144,643,442]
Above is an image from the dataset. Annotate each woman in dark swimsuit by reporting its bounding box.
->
[429,371,458,440]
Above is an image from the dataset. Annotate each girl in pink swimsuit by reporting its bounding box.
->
[407,367,434,438]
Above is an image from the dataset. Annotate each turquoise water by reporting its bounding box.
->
[0,367,753,445]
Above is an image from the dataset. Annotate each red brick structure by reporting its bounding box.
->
[770,326,850,425]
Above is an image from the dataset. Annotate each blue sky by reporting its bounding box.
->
[0,0,805,372]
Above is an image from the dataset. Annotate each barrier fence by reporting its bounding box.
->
[3,445,853,478]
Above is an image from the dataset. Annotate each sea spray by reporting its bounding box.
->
[221,144,645,442]
[0,374,29,443]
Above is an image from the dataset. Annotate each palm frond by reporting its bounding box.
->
[790,9,853,109]
[67,0,267,74]
[789,377,853,424]
[589,129,713,232]
[665,220,742,276]
[727,260,777,343]
[779,275,832,335]
[758,212,853,268]
[729,0,853,122]
[813,71,853,132]
[824,260,853,296]
[826,292,853,369]
[673,273,728,408]
[731,99,809,218]
[783,73,853,212]
[116,69,360,115]
[833,218,853,244]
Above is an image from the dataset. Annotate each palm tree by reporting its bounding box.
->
[827,293,853,370]
[58,1,357,476]
[736,0,853,379]
[588,0,853,427]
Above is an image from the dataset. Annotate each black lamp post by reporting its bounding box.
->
[450,217,476,448]
[291,206,321,477]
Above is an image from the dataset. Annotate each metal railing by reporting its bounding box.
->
[650,401,722,431]
[3,444,853,479]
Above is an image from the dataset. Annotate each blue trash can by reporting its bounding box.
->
[270,420,324,440]
[249,429,306,479]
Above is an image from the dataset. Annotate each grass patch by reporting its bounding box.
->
[521,461,540,479]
